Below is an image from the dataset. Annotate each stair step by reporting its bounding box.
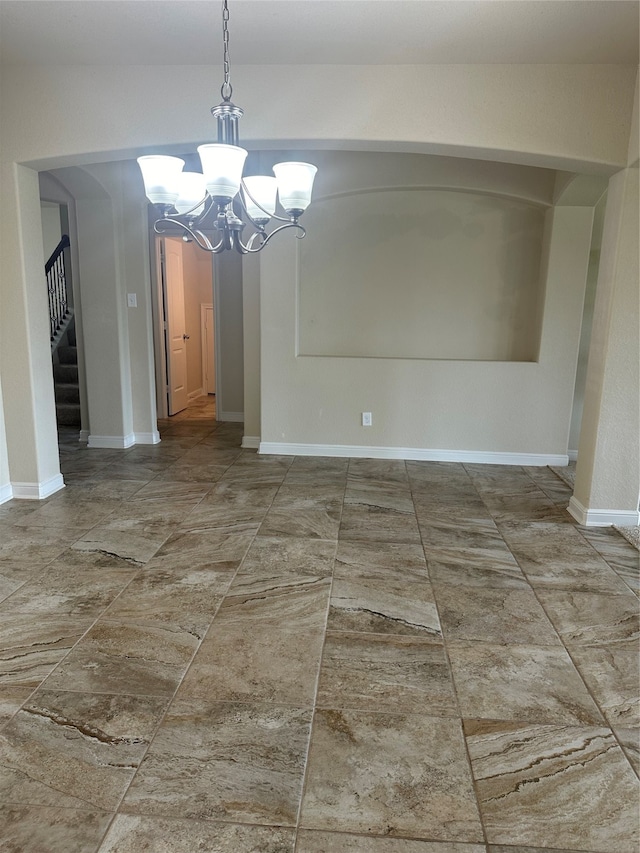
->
[56,403,81,426]
[57,345,77,365]
[55,384,80,404]
[53,363,78,383]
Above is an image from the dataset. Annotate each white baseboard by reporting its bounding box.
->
[569,495,640,527]
[11,474,65,500]
[568,449,578,461]
[241,435,260,450]
[134,431,161,445]
[0,482,13,504]
[88,433,136,449]
[79,429,89,444]
[218,411,244,423]
[188,388,204,401]
[258,442,569,467]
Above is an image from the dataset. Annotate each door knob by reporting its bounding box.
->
[183,334,190,340]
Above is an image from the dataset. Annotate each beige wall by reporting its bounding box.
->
[0,164,62,493]
[299,191,544,362]
[0,59,637,498]
[568,193,607,454]
[242,253,261,443]
[573,164,640,519]
[214,252,244,419]
[260,200,593,460]
[41,202,62,261]
[1,65,636,173]
[0,377,10,499]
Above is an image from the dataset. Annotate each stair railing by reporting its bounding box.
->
[46,234,72,342]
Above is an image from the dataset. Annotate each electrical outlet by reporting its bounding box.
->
[127,293,137,308]
[362,412,372,427]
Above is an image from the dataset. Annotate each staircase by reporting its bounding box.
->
[46,233,81,427]
[53,321,81,426]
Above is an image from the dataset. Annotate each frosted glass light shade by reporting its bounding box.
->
[273,161,317,213]
[243,176,278,221]
[174,172,208,216]
[137,155,185,206]
[197,143,247,201]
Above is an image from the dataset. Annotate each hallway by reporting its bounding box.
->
[0,405,638,852]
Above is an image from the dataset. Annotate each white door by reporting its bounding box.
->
[163,238,189,415]
[201,304,216,394]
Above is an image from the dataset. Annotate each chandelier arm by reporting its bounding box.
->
[182,194,216,222]
[153,217,226,253]
[237,221,307,254]
[245,230,268,251]
[239,180,291,225]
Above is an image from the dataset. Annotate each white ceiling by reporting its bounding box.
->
[0,0,638,67]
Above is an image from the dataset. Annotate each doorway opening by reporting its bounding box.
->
[153,235,217,419]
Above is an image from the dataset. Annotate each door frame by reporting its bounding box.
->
[201,302,215,395]
[150,235,170,419]
[150,231,219,420]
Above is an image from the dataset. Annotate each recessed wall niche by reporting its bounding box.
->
[297,155,547,362]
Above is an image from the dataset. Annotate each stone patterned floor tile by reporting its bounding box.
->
[328,576,442,637]
[122,699,312,826]
[344,484,415,514]
[194,478,280,510]
[427,552,529,590]
[297,832,487,852]
[334,540,428,582]
[465,719,640,852]
[260,508,341,540]
[144,527,253,572]
[536,590,639,649]
[614,726,640,775]
[339,505,421,544]
[101,568,225,638]
[300,709,483,841]
[488,848,619,853]
[317,632,457,715]
[0,566,32,604]
[567,645,640,728]
[579,527,640,594]
[434,585,562,646]
[3,415,637,853]
[484,493,573,525]
[284,457,348,488]
[0,804,111,853]
[236,536,337,581]
[0,564,136,618]
[447,643,604,725]
[44,620,198,697]
[0,615,93,687]
[0,525,81,566]
[348,458,409,485]
[11,495,120,529]
[0,689,168,811]
[98,815,296,852]
[499,523,631,593]
[0,687,33,727]
[178,579,330,705]
[406,461,470,484]
[418,514,507,552]
[70,518,176,567]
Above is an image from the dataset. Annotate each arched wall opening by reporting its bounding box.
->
[0,61,636,516]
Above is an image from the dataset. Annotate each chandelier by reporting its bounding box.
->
[137,0,317,254]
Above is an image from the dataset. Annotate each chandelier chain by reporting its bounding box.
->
[221,0,232,101]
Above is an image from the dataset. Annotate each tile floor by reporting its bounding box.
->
[0,397,638,852]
